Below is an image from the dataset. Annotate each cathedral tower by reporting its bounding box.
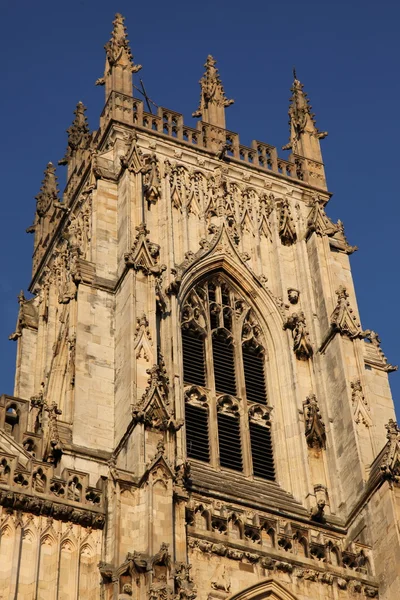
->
[1,13,399,600]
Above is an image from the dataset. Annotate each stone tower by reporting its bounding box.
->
[1,13,399,600]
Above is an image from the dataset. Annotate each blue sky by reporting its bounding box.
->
[0,0,399,415]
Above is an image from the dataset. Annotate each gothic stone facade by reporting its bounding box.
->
[1,13,400,600]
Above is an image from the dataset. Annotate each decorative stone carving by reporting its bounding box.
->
[303,394,326,449]
[217,396,239,416]
[124,223,165,275]
[380,419,400,484]
[118,583,133,599]
[120,132,145,173]
[284,312,313,360]
[278,198,297,246]
[143,154,161,204]
[310,500,326,524]
[135,313,153,361]
[363,329,398,372]
[52,246,80,304]
[167,162,189,211]
[174,562,197,600]
[248,405,271,427]
[211,565,231,592]
[331,287,361,337]
[42,402,63,465]
[351,379,372,427]
[64,198,92,259]
[181,288,207,337]
[32,468,46,493]
[305,196,338,239]
[258,193,273,239]
[287,288,299,305]
[320,286,362,352]
[175,460,191,488]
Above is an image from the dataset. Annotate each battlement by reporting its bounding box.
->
[98,92,326,190]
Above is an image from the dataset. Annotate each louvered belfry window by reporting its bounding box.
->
[181,276,275,480]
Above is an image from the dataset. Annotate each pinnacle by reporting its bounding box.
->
[192,54,234,126]
[35,162,60,216]
[105,12,142,73]
[59,102,90,165]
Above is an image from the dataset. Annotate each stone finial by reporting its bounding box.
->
[59,102,90,166]
[283,71,327,163]
[96,13,142,98]
[192,55,234,129]
[35,162,60,217]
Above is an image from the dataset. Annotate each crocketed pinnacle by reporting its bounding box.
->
[35,163,59,217]
[283,71,328,160]
[96,13,141,98]
[192,55,234,129]
[59,101,90,166]
[105,13,141,72]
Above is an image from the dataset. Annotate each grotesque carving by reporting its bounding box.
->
[42,402,63,465]
[284,312,313,360]
[278,198,297,246]
[310,499,326,523]
[381,419,400,484]
[303,394,326,449]
[287,288,299,305]
[174,562,197,600]
[143,154,161,204]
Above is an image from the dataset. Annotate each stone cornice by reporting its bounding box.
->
[0,486,105,529]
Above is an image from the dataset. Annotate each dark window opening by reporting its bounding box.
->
[182,328,206,387]
[218,412,243,472]
[185,403,210,463]
[212,335,236,396]
[250,422,275,480]
[242,345,267,405]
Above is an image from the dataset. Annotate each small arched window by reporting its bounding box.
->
[181,276,274,480]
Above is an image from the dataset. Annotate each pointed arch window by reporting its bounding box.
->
[181,276,275,480]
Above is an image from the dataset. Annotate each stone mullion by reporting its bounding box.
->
[206,323,219,469]
[234,313,252,477]
[171,293,185,465]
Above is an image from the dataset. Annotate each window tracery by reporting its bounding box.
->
[181,275,274,480]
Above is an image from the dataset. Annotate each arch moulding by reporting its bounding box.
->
[226,578,299,600]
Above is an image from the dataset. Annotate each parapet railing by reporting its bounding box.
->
[100,92,311,183]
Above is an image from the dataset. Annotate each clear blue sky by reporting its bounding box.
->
[0,0,399,415]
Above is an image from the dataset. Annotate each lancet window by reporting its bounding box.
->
[181,276,275,481]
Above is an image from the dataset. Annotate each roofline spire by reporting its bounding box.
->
[192,55,234,130]
[96,13,141,100]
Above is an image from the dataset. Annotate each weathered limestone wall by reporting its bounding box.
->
[0,510,102,600]
[74,284,115,451]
